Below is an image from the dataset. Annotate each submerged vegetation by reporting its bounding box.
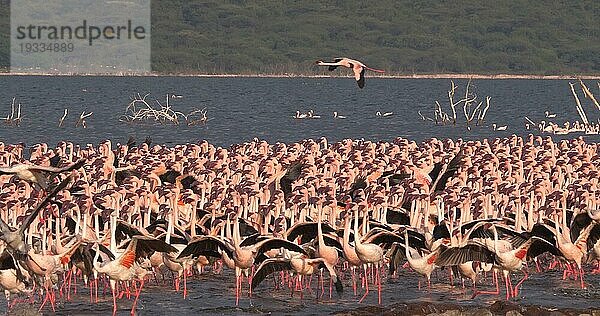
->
[0,0,598,75]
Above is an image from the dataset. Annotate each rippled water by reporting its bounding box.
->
[1,76,600,314]
[1,76,599,148]
[4,266,600,315]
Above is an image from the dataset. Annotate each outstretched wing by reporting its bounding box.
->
[436,243,496,266]
[28,159,85,173]
[133,235,178,260]
[431,152,463,192]
[286,222,335,242]
[256,238,307,256]
[177,235,233,260]
[251,259,292,290]
[280,162,304,200]
[18,175,72,235]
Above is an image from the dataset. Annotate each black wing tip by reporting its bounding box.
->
[357,78,365,88]
[334,277,343,294]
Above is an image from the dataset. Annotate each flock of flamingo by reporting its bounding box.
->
[0,133,599,314]
[0,58,598,315]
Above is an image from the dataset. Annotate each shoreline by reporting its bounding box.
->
[0,72,599,79]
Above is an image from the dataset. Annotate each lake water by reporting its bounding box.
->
[1,76,600,315]
[1,76,599,148]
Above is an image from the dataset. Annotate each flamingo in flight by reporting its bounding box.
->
[0,159,84,190]
[316,58,385,88]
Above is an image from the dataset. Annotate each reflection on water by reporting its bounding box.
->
[3,266,599,315]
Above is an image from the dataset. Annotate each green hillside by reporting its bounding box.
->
[2,0,599,74]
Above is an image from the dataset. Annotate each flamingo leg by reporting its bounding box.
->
[377,265,381,305]
[505,275,511,300]
[235,274,240,306]
[273,272,280,290]
[89,279,94,303]
[38,287,49,312]
[352,267,357,296]
[471,271,500,299]
[320,269,325,299]
[111,282,117,315]
[359,267,369,303]
[299,275,304,300]
[153,268,160,285]
[427,276,431,292]
[512,270,528,297]
[131,279,144,315]
[126,281,132,299]
[95,278,99,303]
[249,266,254,298]
[68,268,74,299]
[183,267,188,299]
[293,275,299,297]
[50,288,56,312]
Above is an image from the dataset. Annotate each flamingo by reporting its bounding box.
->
[177,232,307,305]
[0,159,84,190]
[492,123,508,131]
[352,205,384,304]
[375,111,394,117]
[294,111,308,119]
[251,256,342,296]
[333,112,347,119]
[0,176,72,255]
[340,211,363,295]
[316,57,385,88]
[313,199,340,298]
[25,238,83,312]
[307,110,321,119]
[0,251,31,309]
[93,236,177,315]
[403,229,440,290]
[436,224,558,300]
[548,214,596,288]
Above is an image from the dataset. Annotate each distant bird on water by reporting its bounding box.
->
[333,111,347,119]
[545,111,557,118]
[316,57,385,88]
[376,111,394,117]
[492,123,508,131]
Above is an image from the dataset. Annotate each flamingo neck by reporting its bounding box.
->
[317,206,325,249]
[353,209,361,247]
[343,217,351,245]
[404,231,412,260]
[190,202,197,238]
[165,212,173,245]
[109,216,117,254]
[93,246,102,271]
[233,216,241,246]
